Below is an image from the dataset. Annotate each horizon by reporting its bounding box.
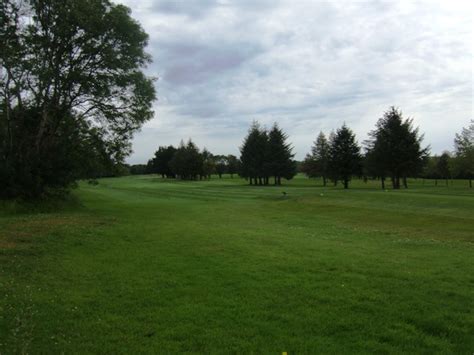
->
[117,0,473,164]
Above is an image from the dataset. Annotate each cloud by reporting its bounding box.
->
[118,0,473,163]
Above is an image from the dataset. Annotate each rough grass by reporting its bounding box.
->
[1,175,473,353]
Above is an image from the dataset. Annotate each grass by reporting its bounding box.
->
[1,175,473,353]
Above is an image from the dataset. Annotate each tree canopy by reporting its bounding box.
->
[301,132,330,186]
[452,120,473,187]
[329,124,362,189]
[239,122,296,185]
[0,0,155,198]
[365,107,428,189]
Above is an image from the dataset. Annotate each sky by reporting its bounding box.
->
[118,0,473,164]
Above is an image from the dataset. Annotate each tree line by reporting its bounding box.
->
[145,141,239,180]
[301,108,472,189]
[138,109,472,190]
[138,122,297,185]
[239,122,297,185]
[1,1,472,199]
[421,121,473,188]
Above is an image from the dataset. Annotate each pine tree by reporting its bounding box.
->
[169,140,203,180]
[453,120,474,187]
[239,122,268,185]
[302,132,330,186]
[267,124,296,185]
[366,107,429,189]
[329,124,361,189]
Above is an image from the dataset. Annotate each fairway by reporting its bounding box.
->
[1,175,473,353]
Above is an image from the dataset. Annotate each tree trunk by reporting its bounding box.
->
[278,176,281,185]
[403,176,408,189]
[274,176,277,185]
[344,179,348,189]
[259,177,262,185]
[470,178,472,188]
[381,177,385,189]
[322,176,327,187]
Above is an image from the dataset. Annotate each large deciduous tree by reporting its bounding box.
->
[0,0,155,198]
[365,107,428,189]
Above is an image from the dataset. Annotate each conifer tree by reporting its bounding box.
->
[366,107,429,189]
[329,124,361,189]
[302,132,330,186]
[453,120,473,187]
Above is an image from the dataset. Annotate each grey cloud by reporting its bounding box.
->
[120,0,472,163]
[151,0,219,18]
[160,40,264,86]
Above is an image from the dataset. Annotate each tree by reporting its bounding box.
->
[239,122,295,185]
[129,164,148,175]
[302,132,330,186]
[365,107,429,189]
[421,156,440,185]
[214,155,227,178]
[437,152,451,186]
[169,140,203,180]
[301,153,318,179]
[329,124,361,189]
[267,123,297,185]
[452,120,474,187]
[239,121,268,185]
[0,0,155,198]
[200,148,215,180]
[148,146,176,178]
[226,155,239,178]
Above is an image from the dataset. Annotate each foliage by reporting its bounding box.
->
[168,140,203,180]
[328,124,361,189]
[240,121,296,185]
[436,152,451,185]
[214,155,227,178]
[301,132,330,185]
[147,146,177,178]
[226,155,239,178]
[129,164,148,175]
[0,0,155,199]
[365,107,429,189]
[452,120,474,187]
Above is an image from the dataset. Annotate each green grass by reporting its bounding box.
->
[1,175,473,353]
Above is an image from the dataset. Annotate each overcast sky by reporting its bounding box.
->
[118,0,473,163]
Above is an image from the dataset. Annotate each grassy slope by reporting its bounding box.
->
[1,175,473,353]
